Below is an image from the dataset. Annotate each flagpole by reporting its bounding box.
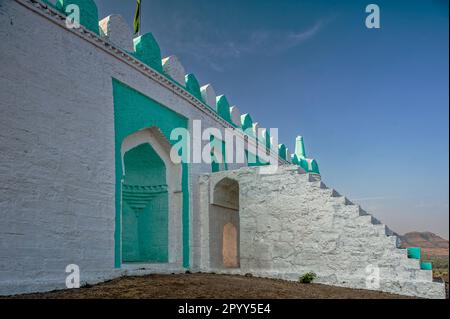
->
[134,0,141,37]
[139,0,142,36]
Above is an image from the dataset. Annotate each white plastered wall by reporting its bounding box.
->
[197,166,445,299]
[0,0,255,294]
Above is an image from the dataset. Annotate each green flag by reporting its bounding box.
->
[133,0,141,35]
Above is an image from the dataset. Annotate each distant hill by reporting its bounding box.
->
[399,232,449,258]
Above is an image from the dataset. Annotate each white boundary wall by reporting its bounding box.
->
[0,0,256,295]
[0,1,445,298]
[198,166,445,299]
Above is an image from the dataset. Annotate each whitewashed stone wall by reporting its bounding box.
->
[0,0,257,295]
[198,166,446,299]
[0,0,444,299]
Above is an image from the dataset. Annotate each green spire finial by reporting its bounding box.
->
[295,135,306,158]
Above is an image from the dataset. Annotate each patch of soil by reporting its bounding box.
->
[3,273,415,299]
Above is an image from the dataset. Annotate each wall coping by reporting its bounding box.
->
[15,0,289,165]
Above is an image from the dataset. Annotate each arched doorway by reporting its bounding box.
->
[209,178,240,269]
[120,127,182,265]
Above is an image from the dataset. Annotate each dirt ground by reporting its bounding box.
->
[4,273,416,299]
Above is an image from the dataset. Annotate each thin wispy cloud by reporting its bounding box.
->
[160,15,329,72]
[244,20,325,55]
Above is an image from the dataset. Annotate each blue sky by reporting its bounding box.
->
[93,0,448,238]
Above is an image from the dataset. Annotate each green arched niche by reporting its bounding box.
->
[122,143,168,263]
[113,79,190,268]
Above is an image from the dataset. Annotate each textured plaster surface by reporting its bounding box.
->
[198,166,445,299]
[0,0,248,295]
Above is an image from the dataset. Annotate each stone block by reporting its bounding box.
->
[229,106,241,127]
[200,84,216,110]
[99,15,133,52]
[162,55,186,86]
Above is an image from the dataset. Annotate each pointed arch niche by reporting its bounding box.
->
[120,127,182,266]
[209,177,240,269]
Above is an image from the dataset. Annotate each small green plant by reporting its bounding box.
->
[299,272,317,284]
[81,282,92,289]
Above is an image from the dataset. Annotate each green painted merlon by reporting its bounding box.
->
[407,247,421,260]
[56,0,99,34]
[216,95,232,123]
[420,262,432,270]
[278,144,287,160]
[133,33,163,73]
[291,154,305,170]
[42,0,57,9]
[295,135,306,158]
[299,159,309,172]
[291,136,320,173]
[290,154,296,163]
[185,74,203,101]
[240,113,253,134]
[309,159,320,174]
[291,154,320,174]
